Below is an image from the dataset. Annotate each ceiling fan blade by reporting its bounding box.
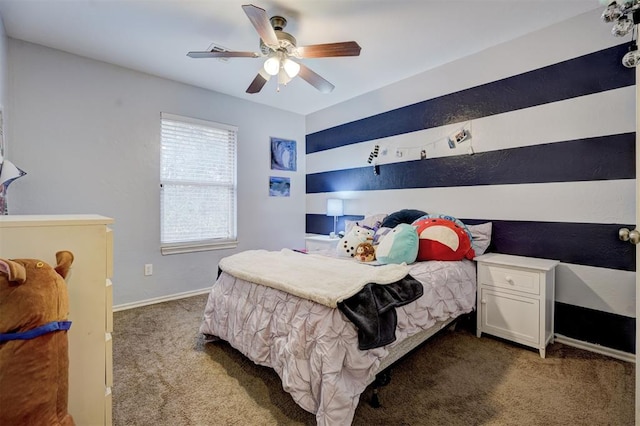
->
[187,50,259,59]
[246,69,271,94]
[296,41,361,58]
[242,4,279,48]
[298,63,335,93]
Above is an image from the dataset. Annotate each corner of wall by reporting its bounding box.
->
[0,12,6,112]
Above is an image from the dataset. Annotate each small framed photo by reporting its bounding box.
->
[270,137,297,171]
[269,176,290,197]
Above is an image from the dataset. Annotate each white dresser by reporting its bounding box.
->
[0,214,114,425]
[305,234,340,252]
[475,253,559,358]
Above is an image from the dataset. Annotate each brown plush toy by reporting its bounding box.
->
[0,251,75,426]
[355,242,376,262]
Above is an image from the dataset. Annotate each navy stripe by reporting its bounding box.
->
[472,220,636,272]
[306,216,636,271]
[306,133,635,194]
[307,44,633,153]
[555,302,634,354]
[307,215,364,236]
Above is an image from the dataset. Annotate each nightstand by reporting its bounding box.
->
[475,253,559,358]
[305,235,340,252]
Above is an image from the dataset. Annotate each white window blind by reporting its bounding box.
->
[160,113,237,254]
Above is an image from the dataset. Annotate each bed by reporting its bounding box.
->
[200,246,479,425]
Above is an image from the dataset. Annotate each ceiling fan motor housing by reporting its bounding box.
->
[270,16,287,31]
[259,16,297,55]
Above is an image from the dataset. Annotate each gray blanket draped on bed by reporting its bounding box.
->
[337,275,424,350]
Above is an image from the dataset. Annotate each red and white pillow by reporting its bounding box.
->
[412,215,475,261]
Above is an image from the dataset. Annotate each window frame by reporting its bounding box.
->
[159,112,238,255]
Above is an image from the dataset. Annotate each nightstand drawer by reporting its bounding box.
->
[479,264,540,295]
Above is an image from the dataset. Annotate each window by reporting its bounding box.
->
[160,113,237,255]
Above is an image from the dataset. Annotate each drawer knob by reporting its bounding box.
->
[481,299,486,304]
[506,276,514,284]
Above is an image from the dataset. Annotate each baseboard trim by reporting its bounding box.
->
[554,333,635,363]
[113,288,211,312]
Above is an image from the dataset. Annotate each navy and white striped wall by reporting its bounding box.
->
[305,33,636,353]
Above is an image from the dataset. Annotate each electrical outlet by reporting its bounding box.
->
[144,264,153,276]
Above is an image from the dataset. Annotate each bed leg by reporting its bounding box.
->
[371,389,381,408]
[370,370,392,408]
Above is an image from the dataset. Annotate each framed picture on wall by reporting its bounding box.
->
[269,176,290,197]
[270,137,297,171]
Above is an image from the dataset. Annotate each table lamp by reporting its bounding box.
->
[326,198,344,238]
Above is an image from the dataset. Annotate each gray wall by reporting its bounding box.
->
[6,39,306,307]
[0,14,6,138]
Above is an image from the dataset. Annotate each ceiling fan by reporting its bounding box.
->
[187,4,361,94]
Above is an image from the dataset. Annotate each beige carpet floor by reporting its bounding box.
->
[113,294,634,425]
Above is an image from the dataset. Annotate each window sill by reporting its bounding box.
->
[161,240,238,255]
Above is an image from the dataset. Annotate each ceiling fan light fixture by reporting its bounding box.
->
[283,58,300,78]
[278,68,292,84]
[190,5,361,94]
[264,56,280,76]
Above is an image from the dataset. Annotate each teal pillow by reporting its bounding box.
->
[375,223,419,265]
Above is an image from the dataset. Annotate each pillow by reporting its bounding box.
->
[359,213,387,229]
[372,226,392,245]
[413,217,475,261]
[375,223,419,265]
[381,209,427,229]
[413,213,473,243]
[466,222,492,256]
[344,214,387,234]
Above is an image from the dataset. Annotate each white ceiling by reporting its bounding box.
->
[0,0,601,115]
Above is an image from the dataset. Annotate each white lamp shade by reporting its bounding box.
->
[326,198,344,217]
[278,68,292,85]
[263,56,280,76]
[283,58,300,78]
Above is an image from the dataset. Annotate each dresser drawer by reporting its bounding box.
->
[478,264,540,295]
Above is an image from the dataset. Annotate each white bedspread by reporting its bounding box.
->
[200,258,476,426]
[218,249,410,308]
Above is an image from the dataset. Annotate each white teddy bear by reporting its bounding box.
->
[336,225,374,257]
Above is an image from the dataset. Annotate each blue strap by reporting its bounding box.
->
[0,321,72,343]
